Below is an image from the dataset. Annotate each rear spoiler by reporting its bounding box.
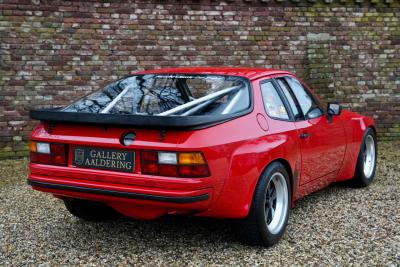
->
[29,108,250,130]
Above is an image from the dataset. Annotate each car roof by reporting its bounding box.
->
[133,67,293,81]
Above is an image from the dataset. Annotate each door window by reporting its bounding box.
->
[285,77,323,119]
[260,81,289,120]
[276,78,301,121]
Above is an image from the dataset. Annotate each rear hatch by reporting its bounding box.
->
[29,73,252,184]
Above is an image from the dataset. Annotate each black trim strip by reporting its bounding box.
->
[27,179,209,204]
[30,108,251,130]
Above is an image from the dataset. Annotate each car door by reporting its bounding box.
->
[275,76,346,185]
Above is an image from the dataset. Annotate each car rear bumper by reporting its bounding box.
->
[27,179,209,204]
[28,170,213,219]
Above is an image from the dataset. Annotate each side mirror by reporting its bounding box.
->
[306,107,323,119]
[327,103,341,116]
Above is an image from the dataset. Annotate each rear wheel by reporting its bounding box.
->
[64,198,116,221]
[352,128,377,187]
[235,162,290,246]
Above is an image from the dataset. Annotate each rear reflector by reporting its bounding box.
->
[141,162,158,174]
[179,165,209,178]
[141,151,158,162]
[30,141,67,166]
[141,151,210,178]
[159,164,178,176]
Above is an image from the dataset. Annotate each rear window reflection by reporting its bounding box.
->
[63,74,251,116]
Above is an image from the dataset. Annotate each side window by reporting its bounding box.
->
[285,77,323,119]
[260,81,289,120]
[276,78,301,120]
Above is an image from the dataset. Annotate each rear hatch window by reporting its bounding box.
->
[31,74,252,128]
[63,74,250,116]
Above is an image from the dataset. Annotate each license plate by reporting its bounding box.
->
[72,147,134,173]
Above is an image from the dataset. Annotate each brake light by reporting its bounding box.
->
[141,151,210,177]
[30,141,67,166]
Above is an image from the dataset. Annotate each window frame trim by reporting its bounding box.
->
[259,78,295,122]
[273,75,325,121]
[274,77,303,122]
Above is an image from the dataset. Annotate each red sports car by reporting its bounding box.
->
[28,67,377,246]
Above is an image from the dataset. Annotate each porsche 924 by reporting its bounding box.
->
[28,67,377,246]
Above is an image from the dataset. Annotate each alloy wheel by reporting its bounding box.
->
[265,172,289,235]
[363,135,376,179]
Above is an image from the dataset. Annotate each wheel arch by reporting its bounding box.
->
[336,116,377,182]
[368,125,377,137]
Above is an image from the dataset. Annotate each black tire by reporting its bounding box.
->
[235,162,291,247]
[64,198,116,221]
[352,128,377,188]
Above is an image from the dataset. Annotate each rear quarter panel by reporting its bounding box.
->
[197,78,300,218]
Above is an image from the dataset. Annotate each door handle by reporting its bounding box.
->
[299,133,311,139]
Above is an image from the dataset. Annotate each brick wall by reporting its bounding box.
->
[0,0,399,158]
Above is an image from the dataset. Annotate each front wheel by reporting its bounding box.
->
[352,128,377,187]
[235,162,291,247]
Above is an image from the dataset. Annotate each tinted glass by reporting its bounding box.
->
[260,81,289,120]
[285,77,323,119]
[63,74,250,116]
[276,78,300,120]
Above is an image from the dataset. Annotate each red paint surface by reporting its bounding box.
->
[28,67,376,219]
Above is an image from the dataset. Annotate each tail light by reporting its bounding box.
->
[30,141,67,166]
[141,151,210,178]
